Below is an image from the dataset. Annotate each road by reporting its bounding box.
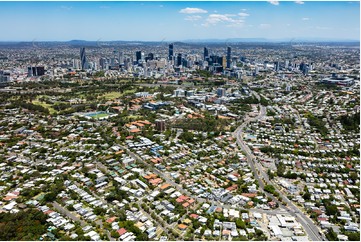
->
[52,201,87,227]
[232,98,323,241]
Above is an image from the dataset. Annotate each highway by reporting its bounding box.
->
[232,97,323,241]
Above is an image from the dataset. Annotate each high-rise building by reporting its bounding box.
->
[274,61,280,72]
[73,59,81,69]
[0,70,10,87]
[146,53,154,62]
[99,58,107,70]
[226,46,231,68]
[155,120,166,132]
[222,56,227,69]
[135,51,143,64]
[119,51,124,64]
[28,66,45,77]
[217,88,226,97]
[80,47,87,70]
[169,44,174,60]
[177,53,182,66]
[204,47,209,61]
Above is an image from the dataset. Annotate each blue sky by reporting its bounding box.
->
[0,1,359,41]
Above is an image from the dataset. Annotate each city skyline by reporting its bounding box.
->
[0,1,359,42]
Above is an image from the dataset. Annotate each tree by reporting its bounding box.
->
[325,228,337,241]
[0,209,49,240]
[325,204,338,216]
[303,192,311,201]
[235,218,246,229]
[264,185,276,194]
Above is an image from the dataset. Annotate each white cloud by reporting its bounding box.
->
[241,9,247,12]
[268,1,279,6]
[302,17,310,21]
[238,12,250,17]
[295,1,304,4]
[203,14,244,27]
[60,6,72,10]
[179,7,208,14]
[184,15,202,21]
[316,26,332,30]
[259,23,271,29]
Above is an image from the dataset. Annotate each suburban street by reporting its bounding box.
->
[233,101,324,241]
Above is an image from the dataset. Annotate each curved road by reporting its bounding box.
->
[233,101,323,241]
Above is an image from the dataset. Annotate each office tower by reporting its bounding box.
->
[146,53,154,62]
[299,62,305,71]
[28,66,45,77]
[27,67,33,77]
[204,47,209,61]
[217,88,226,97]
[99,58,107,70]
[136,51,142,64]
[80,47,87,70]
[303,65,309,75]
[119,51,124,64]
[0,71,10,87]
[222,56,227,69]
[275,61,280,72]
[155,120,166,132]
[226,46,231,68]
[72,59,81,69]
[169,43,174,60]
[177,53,182,66]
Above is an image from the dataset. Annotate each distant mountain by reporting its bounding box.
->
[181,38,359,43]
[182,38,269,43]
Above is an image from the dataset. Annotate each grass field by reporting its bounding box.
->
[32,100,57,114]
[92,113,110,119]
[100,92,122,100]
[100,89,137,100]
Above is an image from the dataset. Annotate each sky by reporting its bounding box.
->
[0,1,359,41]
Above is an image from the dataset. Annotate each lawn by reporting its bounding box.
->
[92,113,110,119]
[32,100,57,114]
[100,89,137,100]
[100,92,122,100]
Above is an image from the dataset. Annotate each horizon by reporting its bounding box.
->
[0,1,359,42]
[0,37,360,43]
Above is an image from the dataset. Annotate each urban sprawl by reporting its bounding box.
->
[0,41,359,241]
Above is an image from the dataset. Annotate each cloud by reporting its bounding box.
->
[302,17,310,21]
[60,6,72,10]
[238,12,250,17]
[259,23,271,29]
[241,9,247,12]
[203,14,244,27]
[268,1,279,5]
[184,15,202,21]
[295,1,304,4]
[179,7,208,14]
[316,26,332,30]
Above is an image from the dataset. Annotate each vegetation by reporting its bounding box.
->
[305,112,328,136]
[339,112,359,132]
[0,209,49,241]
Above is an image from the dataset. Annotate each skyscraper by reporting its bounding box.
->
[204,47,209,61]
[136,51,142,63]
[226,46,231,68]
[177,53,182,66]
[169,44,174,60]
[80,47,87,70]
